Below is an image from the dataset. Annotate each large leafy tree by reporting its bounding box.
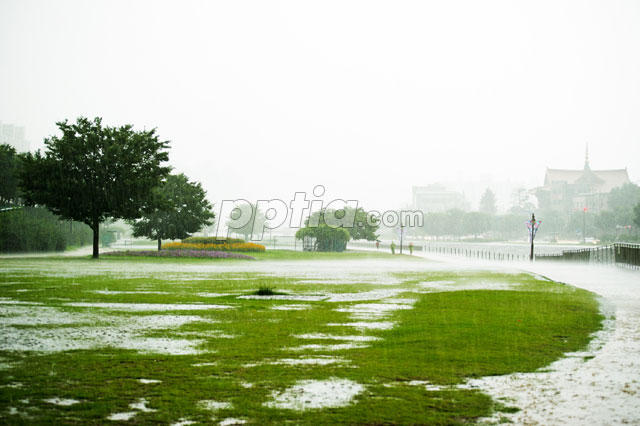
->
[130,173,215,250]
[295,224,350,252]
[304,207,379,241]
[342,207,380,241]
[295,208,354,252]
[19,117,170,258]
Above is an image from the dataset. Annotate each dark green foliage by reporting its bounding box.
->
[19,117,171,258]
[129,173,215,250]
[0,143,20,207]
[304,207,379,241]
[634,203,640,228]
[295,224,350,252]
[253,285,286,295]
[182,236,245,244]
[0,207,92,252]
[294,207,378,252]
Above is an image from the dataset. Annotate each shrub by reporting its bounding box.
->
[252,285,286,296]
[162,242,266,252]
[182,236,245,245]
[0,206,92,253]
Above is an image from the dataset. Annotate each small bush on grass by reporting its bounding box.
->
[252,285,287,296]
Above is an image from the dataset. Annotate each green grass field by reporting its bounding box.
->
[0,253,603,425]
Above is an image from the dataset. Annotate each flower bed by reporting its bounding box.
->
[103,250,255,259]
[162,242,266,253]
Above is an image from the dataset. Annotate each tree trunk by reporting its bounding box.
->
[92,220,100,259]
[158,237,162,251]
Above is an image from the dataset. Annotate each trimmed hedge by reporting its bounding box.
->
[0,206,93,253]
[163,242,266,253]
[103,250,254,259]
[182,236,245,245]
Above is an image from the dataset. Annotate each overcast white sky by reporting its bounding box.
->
[1,0,639,212]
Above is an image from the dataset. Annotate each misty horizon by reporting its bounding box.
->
[2,1,639,213]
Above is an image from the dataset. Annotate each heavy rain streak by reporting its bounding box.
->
[1,1,639,424]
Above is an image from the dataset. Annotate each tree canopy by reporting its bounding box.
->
[19,117,170,258]
[295,224,350,252]
[294,208,362,251]
[304,207,379,241]
[130,173,215,250]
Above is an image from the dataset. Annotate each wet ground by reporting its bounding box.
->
[420,252,640,425]
[1,246,637,424]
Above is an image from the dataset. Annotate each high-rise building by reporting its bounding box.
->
[412,184,470,213]
[0,121,30,152]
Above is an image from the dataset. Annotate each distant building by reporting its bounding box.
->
[535,147,630,212]
[0,121,29,152]
[412,184,470,213]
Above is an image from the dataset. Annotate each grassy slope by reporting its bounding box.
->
[0,257,603,425]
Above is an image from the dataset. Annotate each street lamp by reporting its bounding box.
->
[526,213,541,261]
[582,207,588,244]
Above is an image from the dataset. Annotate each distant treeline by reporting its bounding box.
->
[415,194,640,243]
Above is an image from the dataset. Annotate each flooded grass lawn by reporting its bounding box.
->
[0,253,603,425]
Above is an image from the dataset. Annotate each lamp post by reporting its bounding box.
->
[526,213,541,261]
[582,207,587,244]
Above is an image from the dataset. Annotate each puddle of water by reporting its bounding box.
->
[129,398,156,412]
[43,397,80,406]
[328,321,396,330]
[0,298,42,305]
[237,295,327,301]
[324,289,405,302]
[171,419,197,426]
[196,293,233,298]
[138,379,161,384]
[271,304,311,311]
[66,302,232,311]
[271,356,349,366]
[91,290,170,295]
[219,418,246,425]
[335,302,414,320]
[192,362,217,367]
[294,333,380,342]
[287,343,369,352]
[108,411,137,421]
[0,312,210,355]
[417,280,517,292]
[199,400,233,411]
[264,378,365,410]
